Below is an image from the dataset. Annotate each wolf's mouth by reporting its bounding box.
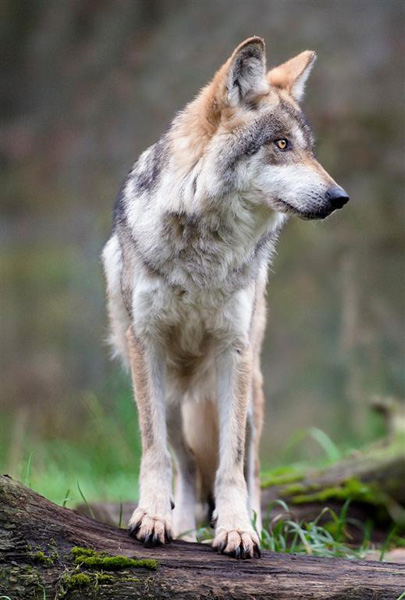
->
[275,198,332,220]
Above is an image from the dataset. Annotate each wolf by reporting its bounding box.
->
[102,37,349,559]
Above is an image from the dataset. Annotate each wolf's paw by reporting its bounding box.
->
[128,508,173,547]
[212,527,261,559]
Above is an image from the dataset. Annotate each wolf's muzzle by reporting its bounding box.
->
[325,186,350,210]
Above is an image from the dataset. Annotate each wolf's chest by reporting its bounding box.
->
[133,275,255,355]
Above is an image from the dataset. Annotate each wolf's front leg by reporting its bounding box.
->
[126,326,173,546]
[213,346,261,559]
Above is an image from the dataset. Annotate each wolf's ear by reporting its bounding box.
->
[267,51,316,102]
[225,37,269,106]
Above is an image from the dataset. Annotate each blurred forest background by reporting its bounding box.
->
[1,0,404,506]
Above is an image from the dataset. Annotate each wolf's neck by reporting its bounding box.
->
[154,192,286,291]
[125,137,287,291]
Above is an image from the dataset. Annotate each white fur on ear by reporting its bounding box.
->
[291,52,316,101]
[227,37,269,106]
[267,51,317,103]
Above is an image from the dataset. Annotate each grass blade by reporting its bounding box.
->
[24,451,35,487]
[62,488,71,508]
[118,501,123,528]
[379,525,398,562]
[77,482,95,519]
[309,428,341,462]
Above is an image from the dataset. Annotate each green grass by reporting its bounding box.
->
[1,374,142,506]
[195,499,374,559]
[259,499,372,558]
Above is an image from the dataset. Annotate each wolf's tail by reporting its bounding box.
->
[102,234,131,369]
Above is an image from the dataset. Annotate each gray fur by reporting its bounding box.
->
[221,104,314,178]
[134,135,169,195]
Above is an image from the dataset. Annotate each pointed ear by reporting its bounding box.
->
[225,37,269,106]
[267,51,316,102]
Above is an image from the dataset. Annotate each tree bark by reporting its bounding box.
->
[1,476,403,600]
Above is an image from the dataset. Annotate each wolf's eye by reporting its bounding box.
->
[275,138,289,150]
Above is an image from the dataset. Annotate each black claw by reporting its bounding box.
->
[128,523,140,538]
[254,545,262,558]
[165,531,173,544]
[143,533,155,548]
[214,540,226,554]
[170,499,175,510]
[144,531,165,548]
[233,546,241,559]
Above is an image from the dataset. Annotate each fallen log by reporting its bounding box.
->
[0,476,404,599]
[261,435,405,525]
[261,401,404,521]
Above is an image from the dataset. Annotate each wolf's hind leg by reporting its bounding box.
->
[126,326,173,546]
[167,403,197,541]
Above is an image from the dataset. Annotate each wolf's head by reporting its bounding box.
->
[173,37,348,220]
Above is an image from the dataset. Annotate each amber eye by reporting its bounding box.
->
[275,138,288,150]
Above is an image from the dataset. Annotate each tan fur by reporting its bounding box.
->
[267,50,316,99]
[183,398,219,502]
[126,327,151,446]
[249,282,268,512]
[170,37,271,176]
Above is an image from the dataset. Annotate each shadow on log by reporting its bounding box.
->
[1,475,404,599]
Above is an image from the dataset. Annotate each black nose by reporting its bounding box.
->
[325,186,349,210]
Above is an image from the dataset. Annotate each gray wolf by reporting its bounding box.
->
[102,37,349,559]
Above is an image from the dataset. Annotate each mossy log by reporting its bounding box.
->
[261,436,405,528]
[1,476,404,599]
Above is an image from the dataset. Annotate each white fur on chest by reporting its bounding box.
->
[131,271,257,399]
[132,270,256,351]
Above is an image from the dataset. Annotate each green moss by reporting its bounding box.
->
[31,550,54,566]
[71,546,96,558]
[291,478,386,505]
[58,571,112,598]
[63,573,91,589]
[57,571,155,600]
[261,466,304,488]
[71,547,157,571]
[281,483,308,495]
[76,555,157,570]
[95,573,116,583]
